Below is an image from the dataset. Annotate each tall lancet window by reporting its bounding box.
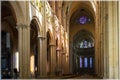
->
[80,57,82,68]
[90,57,93,68]
[84,57,88,68]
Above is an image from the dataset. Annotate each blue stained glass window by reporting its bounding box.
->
[90,57,93,68]
[80,57,82,68]
[84,58,88,68]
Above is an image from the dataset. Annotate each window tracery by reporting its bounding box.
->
[79,40,93,48]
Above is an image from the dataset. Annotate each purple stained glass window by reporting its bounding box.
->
[79,16,87,24]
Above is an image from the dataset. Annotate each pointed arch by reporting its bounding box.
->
[47,29,54,44]
[31,16,41,36]
[9,1,24,24]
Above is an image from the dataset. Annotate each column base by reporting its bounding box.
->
[37,76,48,79]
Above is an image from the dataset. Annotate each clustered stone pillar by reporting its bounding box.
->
[17,24,30,79]
[102,2,108,78]
[100,2,104,78]
[97,1,119,79]
[107,1,119,79]
[62,52,66,74]
[119,1,120,79]
[95,2,98,77]
[57,49,62,75]
[49,43,56,76]
[37,1,47,78]
[95,2,107,78]
[37,36,47,78]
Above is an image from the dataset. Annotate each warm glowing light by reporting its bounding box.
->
[30,55,35,74]
[13,52,19,71]
[29,2,32,21]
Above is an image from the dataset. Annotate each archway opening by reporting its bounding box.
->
[1,1,18,79]
[47,31,51,76]
[30,19,39,78]
[69,1,95,76]
[73,30,95,75]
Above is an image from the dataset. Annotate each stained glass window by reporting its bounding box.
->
[88,42,92,47]
[79,16,91,24]
[84,58,88,68]
[80,57,82,68]
[79,40,93,48]
[90,57,93,68]
[80,41,84,48]
[79,16,87,24]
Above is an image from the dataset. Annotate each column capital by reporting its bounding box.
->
[56,47,61,51]
[38,35,46,40]
[61,51,66,54]
[16,23,30,29]
[49,43,56,46]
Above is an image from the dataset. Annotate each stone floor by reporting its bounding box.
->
[39,74,102,79]
[69,74,101,79]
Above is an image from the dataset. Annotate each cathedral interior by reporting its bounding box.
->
[1,0,120,79]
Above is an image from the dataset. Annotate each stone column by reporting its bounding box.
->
[17,24,23,78]
[59,51,62,75]
[107,1,119,79]
[37,2,47,78]
[101,2,106,78]
[95,2,99,76]
[49,43,56,76]
[37,36,47,78]
[103,2,109,78]
[119,1,120,79]
[56,49,62,75]
[17,24,30,79]
[56,50,59,75]
[62,52,66,75]
[112,2,119,79]
[63,36,67,75]
[99,2,101,77]
[100,2,103,78]
[108,2,114,78]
